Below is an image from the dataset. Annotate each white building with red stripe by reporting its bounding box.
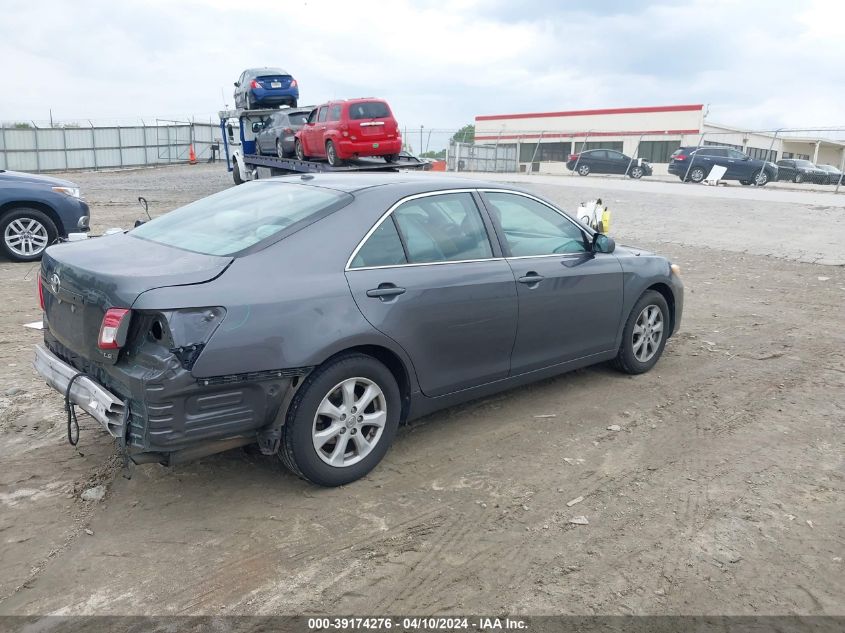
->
[473,104,845,173]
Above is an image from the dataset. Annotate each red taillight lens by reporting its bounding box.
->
[98,308,131,350]
[290,79,297,88]
[284,127,293,134]
[568,154,579,161]
[37,275,45,310]
[250,79,261,89]
[674,154,687,161]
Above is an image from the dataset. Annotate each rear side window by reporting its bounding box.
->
[348,101,391,120]
[132,182,351,256]
[317,107,328,123]
[350,219,407,268]
[392,193,492,264]
[328,105,342,121]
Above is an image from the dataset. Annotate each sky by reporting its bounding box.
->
[1,0,844,135]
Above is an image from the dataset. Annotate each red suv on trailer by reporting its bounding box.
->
[295,99,402,166]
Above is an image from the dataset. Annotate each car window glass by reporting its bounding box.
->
[607,151,625,160]
[317,107,328,123]
[589,150,607,159]
[392,193,493,264]
[307,110,317,124]
[728,149,746,159]
[485,192,588,257]
[698,147,725,157]
[348,101,391,120]
[328,105,342,121]
[289,112,309,126]
[350,218,407,268]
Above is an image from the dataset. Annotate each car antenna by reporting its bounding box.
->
[138,196,152,221]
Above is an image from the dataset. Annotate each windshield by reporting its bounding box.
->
[348,101,391,120]
[819,165,837,172]
[131,181,351,256]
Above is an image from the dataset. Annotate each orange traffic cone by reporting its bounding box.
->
[188,145,197,165]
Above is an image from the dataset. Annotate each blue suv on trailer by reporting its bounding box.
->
[668,146,778,186]
[0,169,90,261]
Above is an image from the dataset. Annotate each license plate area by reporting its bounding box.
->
[270,81,282,88]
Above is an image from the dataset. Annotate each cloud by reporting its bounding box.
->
[0,0,843,138]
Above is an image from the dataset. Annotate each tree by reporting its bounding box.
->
[450,124,475,144]
[421,149,447,160]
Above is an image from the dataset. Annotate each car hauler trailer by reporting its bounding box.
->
[219,108,427,184]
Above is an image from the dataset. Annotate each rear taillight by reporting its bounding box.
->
[250,79,261,89]
[568,154,579,161]
[290,79,297,88]
[98,308,131,350]
[674,154,687,161]
[37,276,44,311]
[284,127,293,134]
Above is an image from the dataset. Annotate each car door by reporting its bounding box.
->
[345,191,518,397]
[689,147,717,176]
[585,150,607,173]
[257,114,275,153]
[481,190,624,374]
[606,150,629,174]
[313,106,329,157]
[725,149,751,179]
[300,108,318,155]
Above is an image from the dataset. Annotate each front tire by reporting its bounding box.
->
[629,166,644,179]
[793,173,804,184]
[612,290,670,375]
[295,139,307,161]
[384,154,400,163]
[1,208,58,262]
[279,354,401,486]
[754,170,770,186]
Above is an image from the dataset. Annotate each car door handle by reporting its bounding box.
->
[366,284,406,299]
[517,272,544,285]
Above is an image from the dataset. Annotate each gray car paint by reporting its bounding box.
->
[37,173,683,463]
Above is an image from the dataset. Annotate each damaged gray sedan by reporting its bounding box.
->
[34,173,683,486]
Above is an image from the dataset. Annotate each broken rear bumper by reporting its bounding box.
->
[34,344,126,438]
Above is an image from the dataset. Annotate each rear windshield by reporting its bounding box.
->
[348,101,391,120]
[288,113,309,125]
[131,181,351,256]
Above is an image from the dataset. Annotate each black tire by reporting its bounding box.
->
[577,163,590,176]
[688,166,706,183]
[326,140,343,166]
[246,93,255,110]
[279,354,401,486]
[739,180,752,186]
[384,154,400,163]
[612,290,670,375]
[289,99,298,108]
[754,170,770,186]
[0,207,58,262]
[629,166,644,179]
[232,160,243,185]
[793,173,803,184]
[295,139,307,161]
[276,139,286,159]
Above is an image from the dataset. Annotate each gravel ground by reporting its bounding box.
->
[0,164,842,616]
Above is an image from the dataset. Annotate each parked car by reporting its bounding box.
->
[254,108,312,157]
[775,159,830,184]
[0,170,89,262]
[295,99,402,166]
[817,164,844,185]
[566,149,652,179]
[35,174,683,486]
[668,146,778,185]
[233,68,298,109]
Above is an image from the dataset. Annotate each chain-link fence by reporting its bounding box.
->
[0,118,223,172]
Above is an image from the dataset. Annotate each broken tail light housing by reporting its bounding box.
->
[98,308,131,350]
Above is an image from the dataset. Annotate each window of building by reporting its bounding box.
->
[703,140,743,151]
[746,147,777,161]
[519,142,570,163]
[579,141,623,153]
[782,152,810,160]
[638,141,681,163]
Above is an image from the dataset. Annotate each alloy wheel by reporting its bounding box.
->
[632,305,664,363]
[312,377,387,467]
[4,217,49,257]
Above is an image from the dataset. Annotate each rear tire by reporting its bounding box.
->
[577,164,590,176]
[276,139,286,159]
[295,139,307,161]
[0,208,58,262]
[754,170,770,186]
[279,354,401,486]
[793,173,804,184]
[232,160,243,185]
[688,166,706,183]
[384,154,400,163]
[612,290,670,375]
[326,140,343,167]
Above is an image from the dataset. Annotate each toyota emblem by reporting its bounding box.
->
[50,273,60,295]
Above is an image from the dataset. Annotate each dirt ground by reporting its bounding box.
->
[0,164,842,616]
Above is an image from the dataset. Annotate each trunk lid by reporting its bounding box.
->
[347,101,397,142]
[41,232,231,363]
[255,74,293,89]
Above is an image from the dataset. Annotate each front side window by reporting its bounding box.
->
[728,149,747,159]
[132,182,351,256]
[484,192,588,257]
[392,193,493,264]
[306,109,317,124]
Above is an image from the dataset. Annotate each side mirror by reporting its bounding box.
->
[251,121,263,133]
[233,81,239,87]
[593,234,616,254]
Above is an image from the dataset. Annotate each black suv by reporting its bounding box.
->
[668,146,778,186]
[775,159,828,184]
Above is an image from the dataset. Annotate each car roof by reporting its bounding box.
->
[246,67,288,75]
[260,172,522,194]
